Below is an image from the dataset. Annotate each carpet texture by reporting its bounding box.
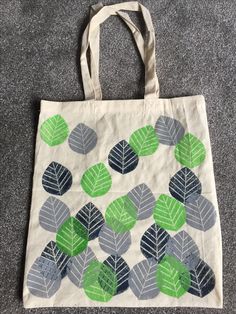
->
[0,0,236,313]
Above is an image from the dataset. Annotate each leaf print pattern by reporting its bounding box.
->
[40,114,69,147]
[129,258,160,300]
[169,167,202,203]
[129,125,159,156]
[108,140,139,174]
[185,194,217,231]
[175,133,206,168]
[155,116,185,145]
[75,202,104,240]
[81,163,112,197]
[42,162,72,196]
[68,123,97,154]
[39,197,70,232]
[140,224,170,262]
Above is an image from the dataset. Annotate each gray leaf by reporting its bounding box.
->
[127,183,155,220]
[98,224,131,255]
[129,258,159,300]
[67,247,97,288]
[185,194,217,231]
[68,123,97,154]
[27,257,61,298]
[155,116,185,145]
[39,197,70,232]
[166,231,200,269]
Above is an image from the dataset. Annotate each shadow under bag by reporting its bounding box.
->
[23,1,223,308]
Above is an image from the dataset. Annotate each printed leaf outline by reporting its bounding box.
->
[42,162,72,196]
[166,231,200,269]
[129,125,159,156]
[39,240,70,279]
[83,260,117,302]
[140,223,170,262]
[75,202,104,240]
[98,224,131,255]
[156,255,191,298]
[105,195,137,233]
[67,247,97,288]
[129,258,160,300]
[40,114,69,147]
[153,194,186,231]
[108,140,139,174]
[39,196,70,232]
[155,116,185,146]
[103,255,130,295]
[56,217,88,256]
[188,259,215,297]
[68,123,97,154]
[27,257,61,298]
[81,162,112,197]
[127,183,156,220]
[175,133,206,168]
[185,194,217,231]
[169,167,202,203]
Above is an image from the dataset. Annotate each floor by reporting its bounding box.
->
[0,0,235,313]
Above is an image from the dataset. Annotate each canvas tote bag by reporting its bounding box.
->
[23,1,223,308]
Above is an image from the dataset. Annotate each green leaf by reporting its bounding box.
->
[105,195,137,233]
[153,194,186,231]
[40,114,69,146]
[83,260,117,302]
[174,133,206,168]
[156,255,191,298]
[56,217,88,256]
[81,163,112,197]
[129,125,159,156]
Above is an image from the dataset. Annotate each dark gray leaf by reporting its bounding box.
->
[127,183,155,220]
[169,167,202,203]
[42,162,72,195]
[39,196,70,232]
[186,194,217,231]
[129,258,159,300]
[68,123,97,154]
[108,140,139,174]
[155,116,185,145]
[98,224,131,255]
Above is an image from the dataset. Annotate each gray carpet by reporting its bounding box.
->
[1,0,236,313]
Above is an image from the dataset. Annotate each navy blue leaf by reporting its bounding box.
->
[40,241,70,278]
[42,162,72,195]
[140,223,170,262]
[188,259,215,297]
[103,255,130,295]
[169,167,202,203]
[108,140,139,174]
[75,202,105,240]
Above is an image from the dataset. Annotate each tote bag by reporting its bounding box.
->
[23,2,223,308]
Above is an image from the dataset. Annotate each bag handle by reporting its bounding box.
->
[80,2,159,100]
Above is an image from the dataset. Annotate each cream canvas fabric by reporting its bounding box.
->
[23,2,223,309]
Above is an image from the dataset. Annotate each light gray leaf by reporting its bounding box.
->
[68,123,97,154]
[98,224,131,255]
[40,241,70,278]
[27,257,61,298]
[155,116,185,145]
[67,247,97,288]
[166,231,200,269]
[185,194,217,231]
[127,183,155,220]
[129,258,159,300]
[39,197,70,232]
[188,259,215,297]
